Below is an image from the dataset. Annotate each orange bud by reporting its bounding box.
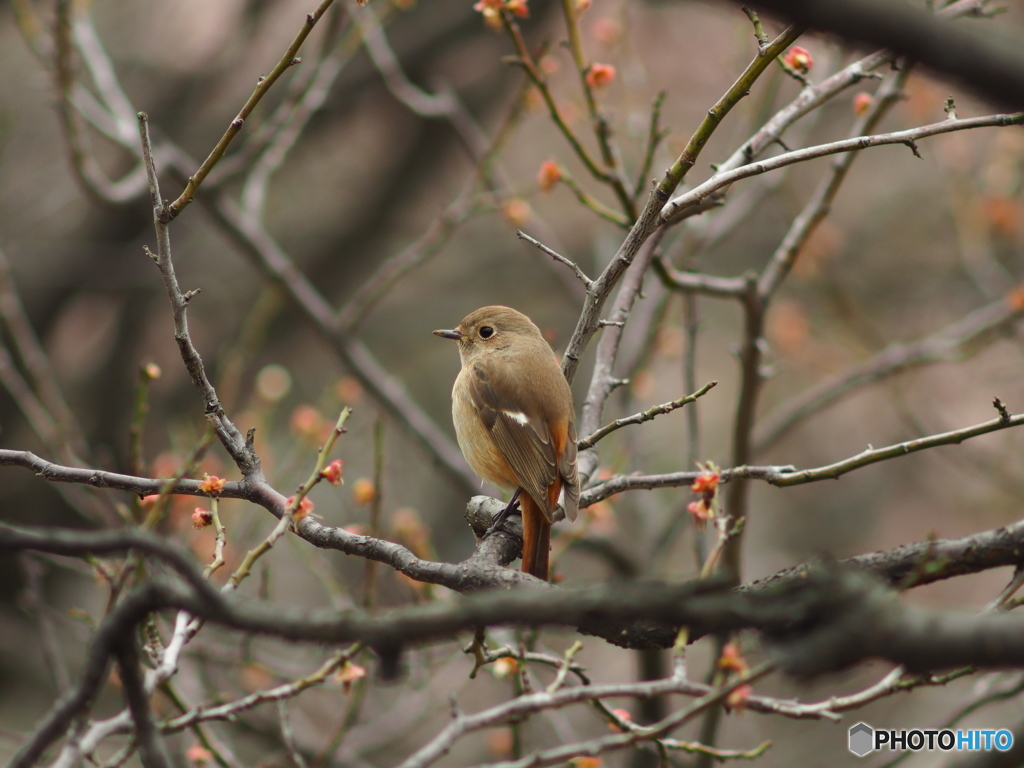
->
[725,683,753,713]
[322,459,345,486]
[782,46,813,74]
[690,471,719,495]
[502,198,532,226]
[590,17,621,45]
[853,92,874,116]
[151,451,181,479]
[505,0,528,17]
[290,404,325,441]
[492,656,518,678]
[255,364,291,402]
[1007,281,1024,312]
[539,56,560,76]
[984,195,1022,238]
[286,495,315,521]
[191,508,213,529]
[487,728,515,757]
[687,500,710,530]
[392,507,431,555]
[335,376,363,404]
[186,744,213,765]
[335,661,367,693]
[537,161,561,192]
[239,662,276,692]
[585,63,616,88]
[352,478,377,506]
[473,0,504,28]
[609,708,632,731]
[198,474,226,495]
[501,198,532,227]
[767,299,810,357]
[718,641,749,674]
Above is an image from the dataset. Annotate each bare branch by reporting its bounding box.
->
[397,665,771,768]
[516,230,593,290]
[757,59,912,299]
[738,0,1024,109]
[0,245,88,460]
[163,650,350,733]
[579,381,718,450]
[755,295,1024,453]
[770,410,1024,487]
[115,637,172,768]
[165,1,338,219]
[561,25,803,385]
[581,465,791,505]
[662,112,1024,220]
[352,1,490,163]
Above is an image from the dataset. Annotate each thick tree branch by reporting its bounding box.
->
[736,0,1024,109]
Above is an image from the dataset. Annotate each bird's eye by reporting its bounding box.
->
[478,326,494,339]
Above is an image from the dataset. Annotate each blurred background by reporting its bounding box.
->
[2,0,1024,765]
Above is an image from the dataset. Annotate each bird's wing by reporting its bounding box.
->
[559,420,579,522]
[467,359,559,519]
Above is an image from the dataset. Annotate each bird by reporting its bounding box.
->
[434,306,579,580]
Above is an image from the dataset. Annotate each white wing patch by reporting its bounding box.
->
[502,410,530,426]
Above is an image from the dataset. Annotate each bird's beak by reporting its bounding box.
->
[433,328,463,341]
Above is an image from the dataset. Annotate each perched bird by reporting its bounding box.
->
[434,306,579,580]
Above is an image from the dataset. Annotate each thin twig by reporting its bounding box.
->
[579,381,717,450]
[662,112,1024,221]
[164,0,337,219]
[396,664,772,768]
[239,20,358,216]
[558,170,632,227]
[561,25,803,386]
[770,411,1024,487]
[633,91,668,200]
[754,294,1024,453]
[363,418,384,610]
[501,16,610,185]
[352,1,489,162]
[557,0,636,218]
[0,245,88,460]
[652,259,749,299]
[758,61,912,299]
[516,231,593,289]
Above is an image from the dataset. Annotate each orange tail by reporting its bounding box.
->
[519,494,551,581]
